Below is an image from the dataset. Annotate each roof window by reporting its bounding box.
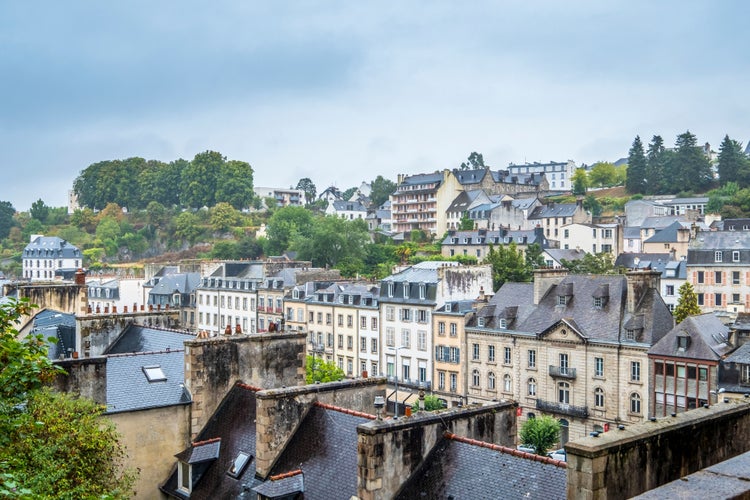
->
[227,451,253,479]
[143,365,167,382]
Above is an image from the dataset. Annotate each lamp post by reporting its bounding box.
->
[389,345,406,418]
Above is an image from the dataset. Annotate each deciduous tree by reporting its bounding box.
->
[369,175,397,208]
[296,178,317,205]
[520,415,560,456]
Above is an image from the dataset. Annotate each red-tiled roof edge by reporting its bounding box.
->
[192,436,221,447]
[237,382,263,392]
[270,469,303,481]
[443,432,567,469]
[314,401,377,420]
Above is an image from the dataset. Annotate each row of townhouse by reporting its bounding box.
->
[445,269,674,444]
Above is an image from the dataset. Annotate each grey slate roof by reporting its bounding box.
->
[725,342,750,365]
[529,203,579,219]
[105,325,194,354]
[31,309,76,359]
[644,221,686,244]
[161,384,260,499]
[395,437,566,500]
[441,228,547,248]
[148,272,201,296]
[649,314,732,360]
[453,168,489,185]
[614,253,672,270]
[689,231,750,251]
[105,349,190,413]
[253,472,304,498]
[640,216,687,230]
[23,236,81,259]
[545,248,586,264]
[332,200,366,212]
[400,172,443,187]
[624,226,642,239]
[268,404,369,499]
[470,283,535,329]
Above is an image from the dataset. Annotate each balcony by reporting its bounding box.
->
[549,365,577,380]
[536,399,589,419]
[386,377,432,391]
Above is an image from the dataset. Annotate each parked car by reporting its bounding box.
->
[547,448,566,462]
[517,444,536,454]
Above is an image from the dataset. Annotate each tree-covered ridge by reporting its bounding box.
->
[73,151,255,211]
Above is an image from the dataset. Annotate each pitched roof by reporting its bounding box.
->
[105,325,194,354]
[529,203,579,219]
[400,172,443,187]
[161,384,260,499]
[268,403,371,499]
[689,231,750,250]
[148,272,201,296]
[31,309,76,359]
[396,434,566,499]
[454,168,489,185]
[644,221,686,243]
[649,314,732,360]
[106,350,190,413]
[614,253,672,269]
[23,236,81,258]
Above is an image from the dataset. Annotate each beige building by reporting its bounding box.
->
[465,270,674,444]
[432,300,478,407]
[391,170,463,235]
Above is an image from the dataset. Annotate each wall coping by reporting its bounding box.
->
[256,377,386,400]
[357,401,514,435]
[53,355,107,368]
[566,401,750,459]
[185,332,306,347]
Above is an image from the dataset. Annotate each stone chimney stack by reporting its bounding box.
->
[625,270,661,314]
[533,268,569,304]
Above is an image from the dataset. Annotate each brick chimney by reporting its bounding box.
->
[625,270,661,314]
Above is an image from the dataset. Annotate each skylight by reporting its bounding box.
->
[227,452,252,478]
[142,365,167,382]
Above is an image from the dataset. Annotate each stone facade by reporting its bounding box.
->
[52,356,107,404]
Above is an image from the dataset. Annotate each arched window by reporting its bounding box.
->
[630,393,641,414]
[528,378,537,396]
[594,387,605,408]
[558,382,570,404]
[472,369,480,387]
[503,374,512,392]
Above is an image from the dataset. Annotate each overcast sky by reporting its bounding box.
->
[2,1,748,211]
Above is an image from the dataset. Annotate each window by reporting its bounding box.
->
[449,347,460,363]
[488,372,496,390]
[317,312,323,324]
[558,382,570,404]
[564,229,569,238]
[449,323,457,337]
[472,369,480,387]
[438,371,446,390]
[715,271,723,284]
[697,271,705,284]
[697,293,704,306]
[631,361,641,382]
[472,343,480,360]
[401,308,412,321]
[338,314,344,326]
[143,365,166,382]
[338,335,344,349]
[503,374,512,392]
[372,317,378,330]
[734,271,741,285]
[327,333,333,347]
[742,365,750,384]
[450,373,457,392]
[438,321,446,335]
[715,251,723,262]
[361,337,367,352]
[488,345,495,362]
[734,293,741,304]
[419,284,426,300]
[504,347,512,365]
[595,357,604,377]
[309,312,314,323]
[227,451,252,479]
[593,297,604,308]
[630,393,642,414]
[604,229,613,238]
[733,250,741,262]
[559,353,569,375]
[386,328,395,347]
[178,461,191,493]
[666,285,674,296]
[418,310,428,323]
[371,338,378,353]
[594,388,605,408]
[401,329,411,348]
[417,330,427,351]
[347,359,353,375]
[528,378,537,396]
[386,306,395,321]
[558,295,568,306]
[361,316,367,329]
[387,282,394,297]
[477,317,485,328]
[418,364,427,382]
[347,315,353,327]
[326,313,332,325]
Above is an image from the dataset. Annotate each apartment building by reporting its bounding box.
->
[195,262,263,335]
[559,222,623,255]
[528,201,591,240]
[391,170,462,235]
[506,160,576,192]
[688,231,750,316]
[22,235,83,281]
[465,269,674,444]
[440,227,547,261]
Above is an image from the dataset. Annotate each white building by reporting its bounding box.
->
[559,222,623,256]
[507,160,576,192]
[22,235,83,281]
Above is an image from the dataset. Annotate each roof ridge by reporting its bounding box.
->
[443,432,566,469]
[237,382,263,392]
[270,469,303,481]
[192,436,221,446]
[107,348,184,358]
[313,401,377,420]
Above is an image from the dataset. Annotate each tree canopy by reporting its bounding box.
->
[296,178,316,205]
[485,242,532,290]
[626,136,647,194]
[305,355,345,384]
[459,151,486,170]
[519,415,560,456]
[369,175,397,208]
[560,252,615,274]
[673,281,701,324]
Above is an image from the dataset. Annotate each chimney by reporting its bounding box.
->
[625,270,661,314]
[75,268,86,286]
[533,268,569,304]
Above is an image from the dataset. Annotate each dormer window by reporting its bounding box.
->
[419,284,426,300]
[715,251,723,262]
[676,335,690,351]
[477,317,485,327]
[558,295,568,306]
[445,303,452,313]
[499,318,507,329]
[292,289,299,299]
[388,282,394,298]
[626,329,636,341]
[403,283,409,299]
[178,461,192,494]
[593,297,606,308]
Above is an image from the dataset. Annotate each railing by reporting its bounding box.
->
[536,399,589,418]
[386,377,431,391]
[549,365,577,379]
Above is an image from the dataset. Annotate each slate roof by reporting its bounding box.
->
[400,172,443,187]
[733,313,750,332]
[23,236,81,259]
[689,231,750,250]
[640,216,687,230]
[545,248,586,265]
[649,314,731,361]
[31,309,76,359]
[253,472,304,498]
[644,221,687,244]
[148,272,201,296]
[382,261,457,284]
[511,197,540,210]
[725,342,750,365]
[105,325,194,354]
[447,190,486,212]
[624,226,642,239]
[441,228,547,247]
[614,253,672,270]
[106,349,190,413]
[395,435,566,499]
[454,168,489,185]
[492,170,545,186]
[268,404,370,499]
[470,283,535,330]
[529,203,579,219]
[161,384,260,499]
[332,200,366,212]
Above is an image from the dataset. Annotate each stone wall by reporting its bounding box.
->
[13,283,88,331]
[52,356,107,404]
[185,333,306,436]
[356,401,517,500]
[77,311,180,357]
[566,401,750,500]
[108,404,191,500]
[254,377,387,477]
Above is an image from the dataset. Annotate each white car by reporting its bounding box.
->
[547,448,566,462]
[517,444,536,454]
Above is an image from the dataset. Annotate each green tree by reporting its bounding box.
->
[626,136,647,194]
[181,151,224,208]
[70,208,97,232]
[571,168,588,196]
[672,131,714,192]
[145,201,169,228]
[174,211,202,245]
[210,202,242,233]
[296,178,317,205]
[525,243,546,270]
[519,415,560,456]
[29,199,50,223]
[459,151,486,170]
[341,187,358,201]
[369,175,397,208]
[412,394,445,412]
[305,355,345,383]
[717,135,749,186]
[0,201,15,240]
[561,252,615,274]
[673,281,701,324]
[458,214,475,230]
[0,299,136,498]
[583,194,603,217]
[646,135,668,195]
[211,241,239,259]
[265,206,314,255]
[294,216,369,268]
[588,162,618,188]
[485,242,531,290]
[216,160,255,209]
